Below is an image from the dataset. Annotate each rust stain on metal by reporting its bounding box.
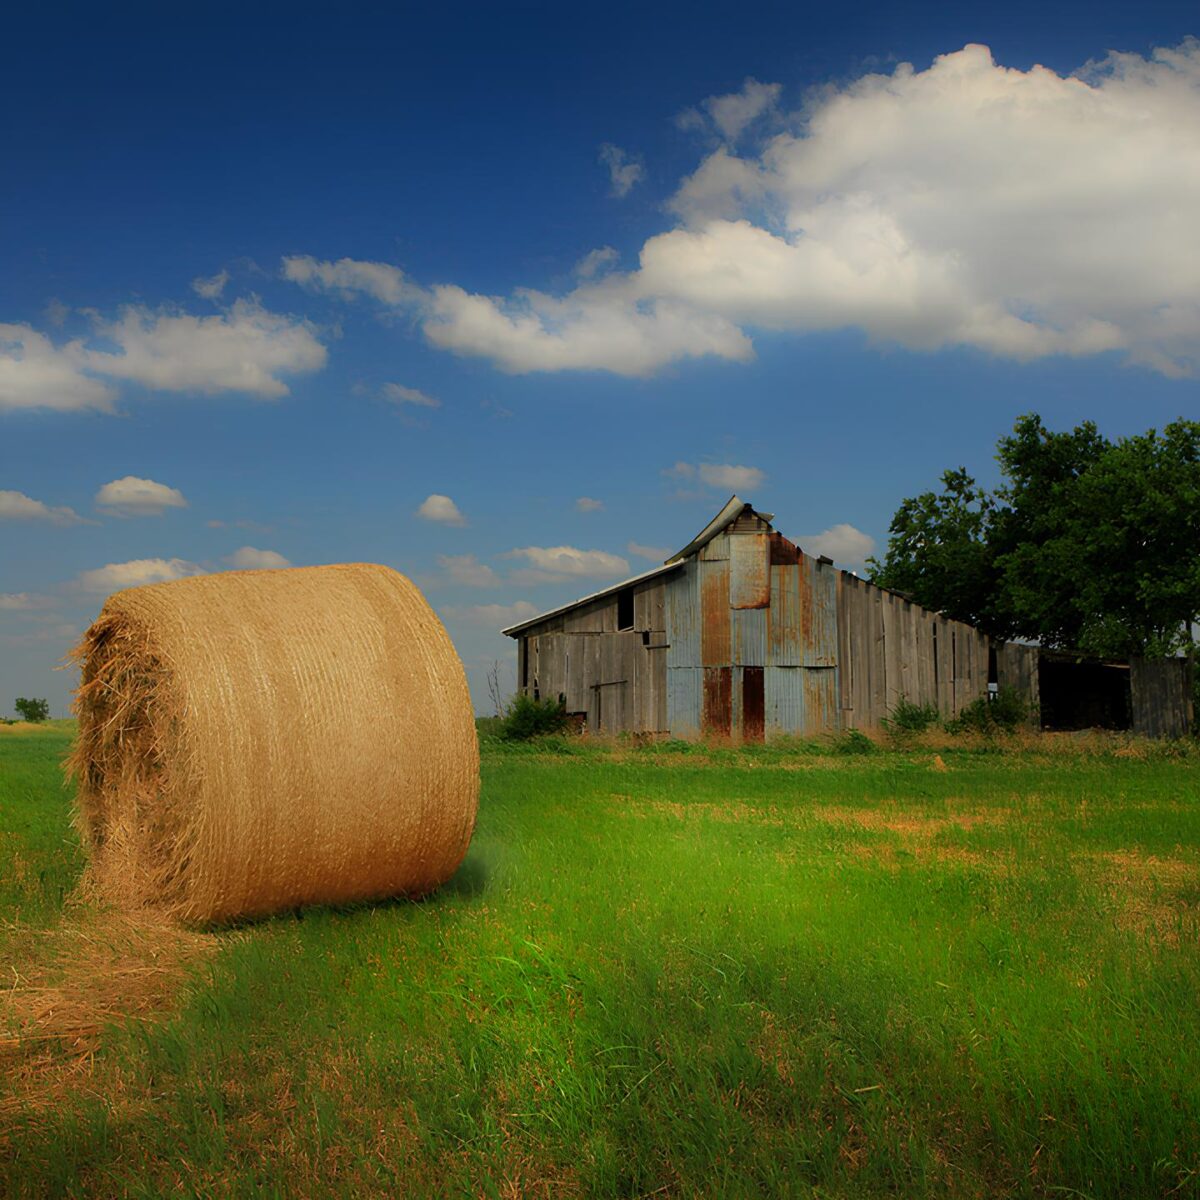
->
[769,532,802,565]
[700,561,731,666]
[702,666,732,736]
[742,666,765,742]
[730,533,770,609]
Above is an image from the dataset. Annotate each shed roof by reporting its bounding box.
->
[500,495,772,637]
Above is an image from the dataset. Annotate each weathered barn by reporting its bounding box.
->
[502,497,1192,740]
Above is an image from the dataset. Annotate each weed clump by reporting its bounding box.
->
[882,695,941,737]
[499,693,570,741]
[834,729,877,755]
[947,686,1030,734]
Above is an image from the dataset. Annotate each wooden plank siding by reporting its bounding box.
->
[1131,658,1192,739]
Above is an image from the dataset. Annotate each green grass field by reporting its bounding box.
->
[2,723,1199,1198]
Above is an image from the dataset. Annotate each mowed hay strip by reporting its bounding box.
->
[69,563,479,925]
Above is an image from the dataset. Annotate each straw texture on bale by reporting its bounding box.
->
[70,563,479,925]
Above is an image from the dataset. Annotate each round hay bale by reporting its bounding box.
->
[69,563,479,925]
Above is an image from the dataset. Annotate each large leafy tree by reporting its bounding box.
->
[870,415,1200,658]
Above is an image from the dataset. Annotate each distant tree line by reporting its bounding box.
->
[869,414,1200,661]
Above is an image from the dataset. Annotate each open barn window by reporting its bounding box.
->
[617,587,634,631]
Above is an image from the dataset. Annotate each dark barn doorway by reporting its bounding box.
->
[1039,656,1132,731]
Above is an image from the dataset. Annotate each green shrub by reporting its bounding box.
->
[13,697,49,723]
[882,695,941,735]
[833,728,876,755]
[499,692,570,741]
[948,686,1029,734]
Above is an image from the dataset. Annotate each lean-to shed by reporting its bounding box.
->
[502,498,1192,740]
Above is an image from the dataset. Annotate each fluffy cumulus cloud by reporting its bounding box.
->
[227,546,291,569]
[799,523,875,565]
[505,545,630,584]
[599,144,644,197]
[417,494,466,525]
[0,489,84,525]
[282,255,413,305]
[95,476,187,517]
[286,41,1200,379]
[666,461,765,492]
[0,325,115,412]
[381,382,440,408]
[82,300,326,398]
[437,553,500,587]
[76,557,205,594]
[447,600,540,628]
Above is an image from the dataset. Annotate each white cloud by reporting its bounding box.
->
[628,541,673,561]
[422,280,751,376]
[0,489,85,525]
[192,270,229,299]
[77,558,205,594]
[281,255,412,305]
[0,325,115,413]
[799,523,875,565]
[575,247,619,279]
[505,545,630,583]
[95,476,187,517]
[681,77,782,143]
[0,593,51,611]
[576,496,604,512]
[227,546,291,569]
[417,494,466,525]
[437,553,499,587]
[81,300,326,398]
[306,40,1200,380]
[382,382,440,408]
[446,600,540,627]
[599,144,644,198]
[664,462,765,492]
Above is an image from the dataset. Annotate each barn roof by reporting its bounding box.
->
[500,496,773,637]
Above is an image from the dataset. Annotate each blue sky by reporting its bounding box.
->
[3,1,1198,714]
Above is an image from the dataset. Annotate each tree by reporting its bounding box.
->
[14,697,50,722]
[870,414,1200,659]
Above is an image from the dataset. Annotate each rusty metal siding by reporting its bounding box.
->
[702,666,732,736]
[667,667,702,736]
[804,668,839,735]
[699,531,730,561]
[731,606,767,666]
[665,559,700,670]
[765,666,805,734]
[700,560,731,666]
[768,563,804,667]
[807,561,838,666]
[742,667,765,742]
[730,533,770,609]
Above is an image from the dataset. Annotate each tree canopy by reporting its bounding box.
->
[869,415,1200,659]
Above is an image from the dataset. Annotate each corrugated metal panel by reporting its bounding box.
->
[766,666,805,734]
[768,563,803,667]
[702,666,732,736]
[807,562,838,667]
[804,667,839,735]
[667,667,702,737]
[730,533,770,609]
[700,559,731,666]
[732,606,767,666]
[699,531,730,561]
[665,559,700,670]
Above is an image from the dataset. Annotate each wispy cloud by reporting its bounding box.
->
[381,382,440,408]
[0,489,86,525]
[575,496,604,512]
[504,545,629,584]
[226,546,291,569]
[437,554,500,587]
[76,558,206,594]
[598,144,644,198]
